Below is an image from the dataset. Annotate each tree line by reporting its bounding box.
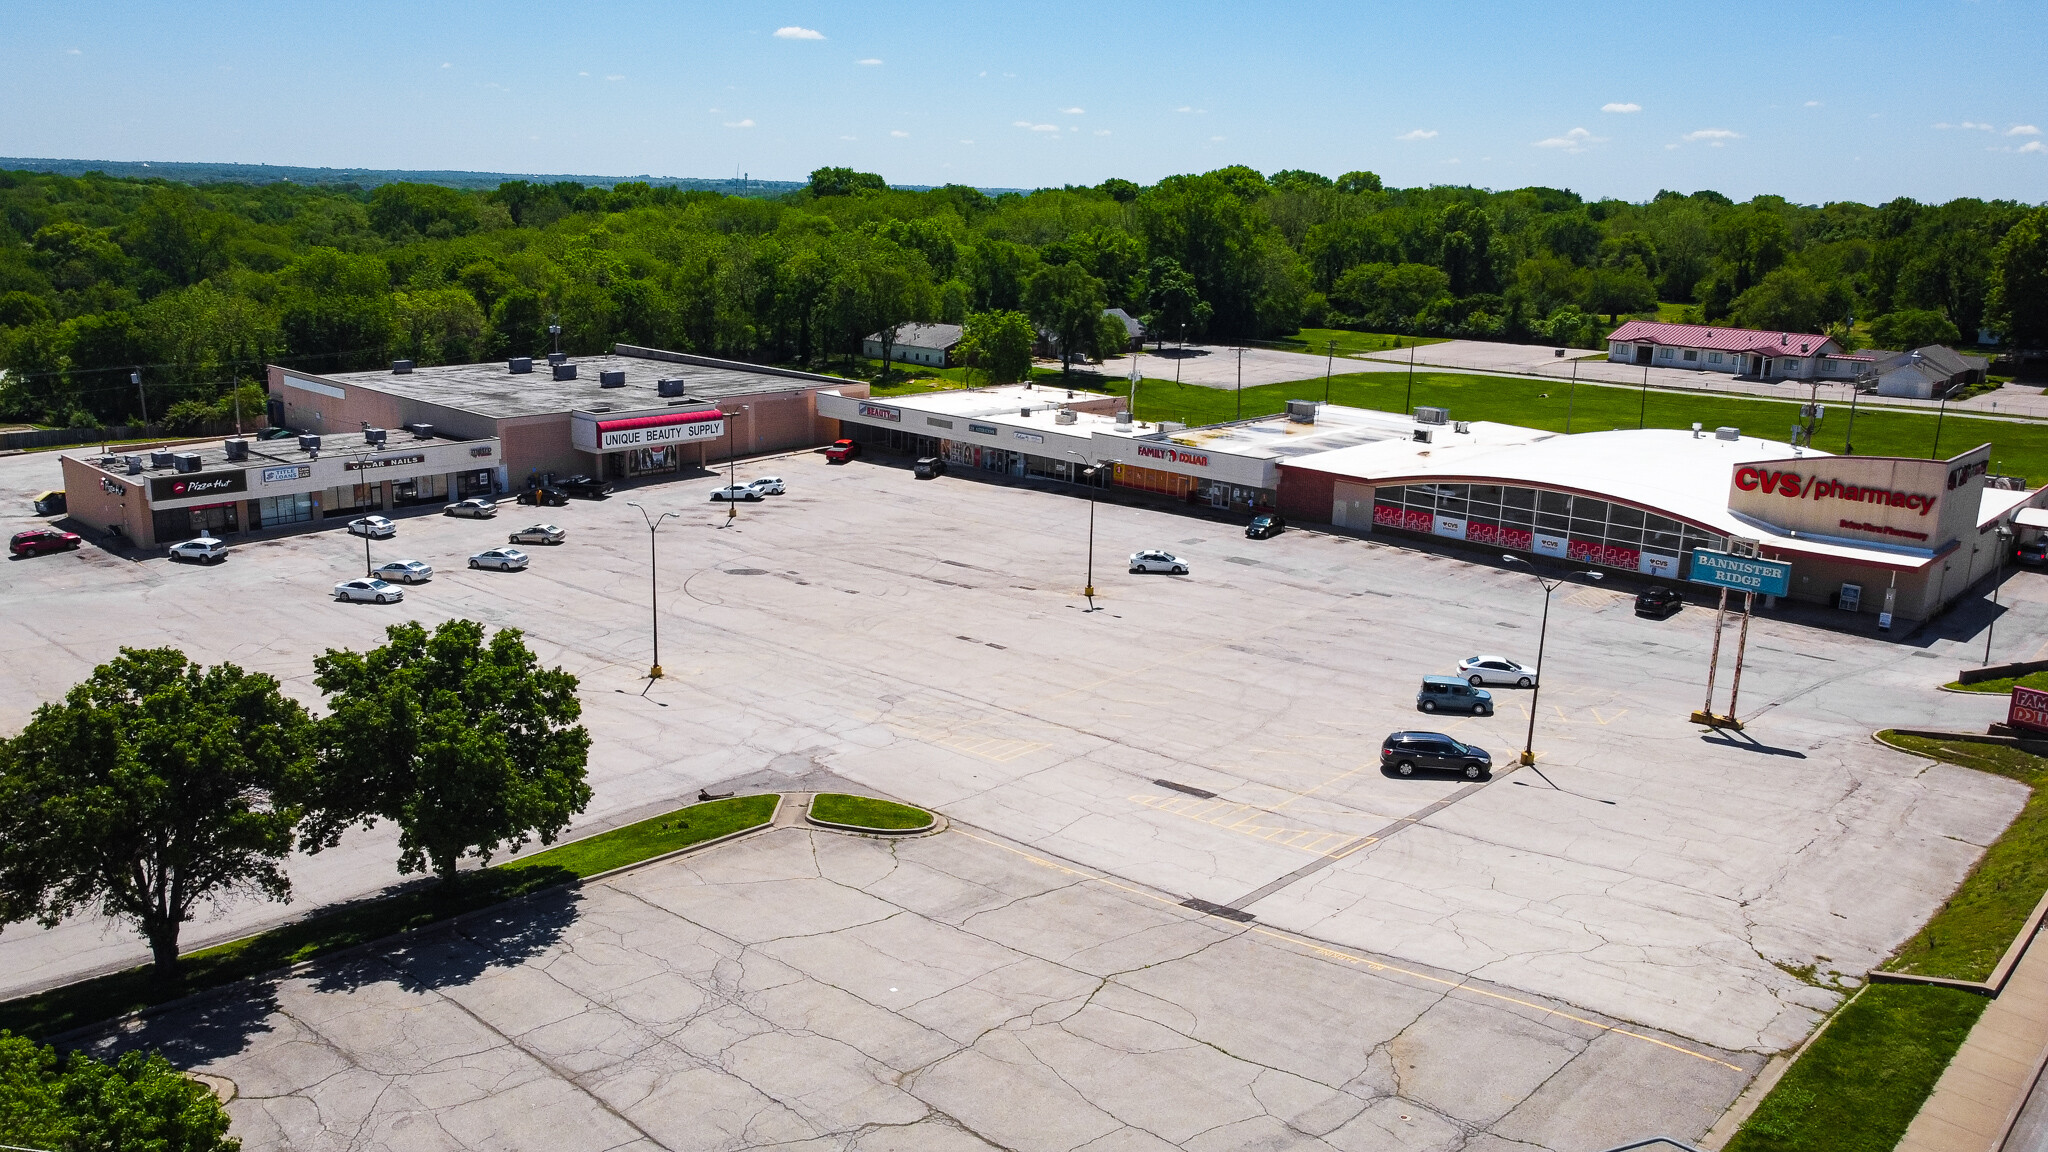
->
[0,163,2043,428]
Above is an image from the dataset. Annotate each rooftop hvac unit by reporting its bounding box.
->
[173,453,203,473]
[657,378,688,398]
[390,359,414,374]
[508,357,534,374]
[1020,407,1033,417]
[599,369,626,387]
[407,423,435,439]
[1413,428,1434,444]
[1054,409,1078,425]
[1715,426,1741,441]
[223,439,249,461]
[1286,399,1318,423]
[365,428,387,446]
[552,363,578,381]
[123,455,142,475]
[149,451,176,469]
[1453,420,1470,434]
[1414,406,1449,426]
[1114,410,1133,426]
[298,435,321,452]
[548,351,568,367]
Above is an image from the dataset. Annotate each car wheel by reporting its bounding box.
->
[376,594,389,604]
[1464,763,1484,780]
[334,593,346,601]
[1477,704,1492,716]
[1396,761,1415,777]
[1173,566,1187,575]
[1130,567,1142,574]
[1420,700,1436,712]
[1468,674,1485,687]
[1517,676,1533,689]
[469,559,480,569]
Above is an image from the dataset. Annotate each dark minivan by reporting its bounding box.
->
[1417,675,1493,715]
[1381,732,1493,780]
[915,456,947,479]
[1246,513,1285,539]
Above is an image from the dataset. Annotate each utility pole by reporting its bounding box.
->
[132,368,147,428]
[1323,339,1336,403]
[1638,364,1650,429]
[1405,341,1417,415]
[1235,346,1243,420]
[1565,359,1580,434]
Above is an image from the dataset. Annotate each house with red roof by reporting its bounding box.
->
[1605,320,1876,382]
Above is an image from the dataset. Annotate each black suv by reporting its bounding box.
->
[1380,732,1493,780]
[1635,586,1685,618]
[518,485,568,506]
[2018,541,2048,568]
[1246,513,1286,539]
[554,474,612,499]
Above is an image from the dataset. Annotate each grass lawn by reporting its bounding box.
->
[0,795,778,1041]
[809,793,933,830]
[1944,670,2048,694]
[1248,327,1449,357]
[1726,733,2047,1149]
[1124,369,2048,482]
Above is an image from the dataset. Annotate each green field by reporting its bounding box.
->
[0,795,778,1041]
[1247,327,1450,357]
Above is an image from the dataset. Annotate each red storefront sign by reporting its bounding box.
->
[2011,685,2048,734]
[1374,504,1434,533]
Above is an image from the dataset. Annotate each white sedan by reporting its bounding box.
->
[1458,655,1538,688]
[444,499,498,518]
[508,524,566,545]
[373,560,433,584]
[746,476,786,495]
[346,515,396,539]
[333,578,403,604]
[1129,550,1189,575]
[468,547,530,571]
[709,485,764,502]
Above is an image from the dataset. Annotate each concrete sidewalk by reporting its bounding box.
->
[1896,931,2048,1151]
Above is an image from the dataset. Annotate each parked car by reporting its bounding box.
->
[1380,731,1493,780]
[914,456,947,479]
[1457,656,1537,689]
[443,499,498,518]
[167,537,228,564]
[710,485,764,502]
[1635,586,1686,617]
[1246,513,1286,539]
[347,515,397,539]
[2017,541,2048,568]
[746,476,786,495]
[468,547,530,571]
[825,438,860,463]
[333,577,403,604]
[373,560,434,584]
[517,486,568,507]
[1418,675,1494,715]
[555,474,612,499]
[10,527,82,558]
[31,490,66,516]
[1129,550,1189,575]
[509,523,566,545]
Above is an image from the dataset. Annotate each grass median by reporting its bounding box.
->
[1725,733,2048,1149]
[0,794,778,1042]
[1945,670,2048,694]
[809,793,933,830]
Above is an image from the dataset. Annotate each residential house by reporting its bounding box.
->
[863,323,963,368]
[1867,346,1991,400]
[1605,320,1873,382]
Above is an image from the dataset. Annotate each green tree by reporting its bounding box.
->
[1094,309,1133,362]
[0,649,313,979]
[1334,171,1383,195]
[1025,262,1107,373]
[1142,257,1212,343]
[957,310,1036,383]
[305,620,592,884]
[1728,266,1851,334]
[1583,264,1659,324]
[807,167,889,198]
[1987,207,2048,347]
[395,287,489,364]
[1868,309,1962,350]
[1332,263,1451,331]
[0,1031,239,1152]
[368,182,480,240]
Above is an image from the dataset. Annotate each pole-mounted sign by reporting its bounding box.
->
[1688,549,1792,597]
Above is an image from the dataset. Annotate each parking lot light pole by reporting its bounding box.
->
[626,502,678,679]
[724,405,750,525]
[1502,555,1602,766]
[1068,451,1112,606]
[1986,526,2014,666]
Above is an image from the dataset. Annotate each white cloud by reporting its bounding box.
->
[840,135,857,140]
[1534,127,1605,152]
[960,139,974,145]
[1094,129,1111,136]
[581,71,592,77]
[773,25,824,39]
[890,130,909,137]
[1936,121,1994,131]
[2010,125,2042,136]
[1062,107,1084,115]
[64,47,80,55]
[1211,135,1225,142]
[1601,102,1641,113]
[1395,128,1438,141]
[1682,128,1742,145]
[724,119,755,128]
[2023,141,2047,154]
[441,62,452,69]
[1016,122,1057,132]
[1804,100,1821,107]
[857,58,882,65]
[1175,106,1193,113]
[605,74,623,81]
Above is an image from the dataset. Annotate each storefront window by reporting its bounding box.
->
[1371,483,1727,575]
[258,492,315,527]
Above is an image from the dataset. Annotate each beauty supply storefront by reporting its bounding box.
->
[571,408,725,477]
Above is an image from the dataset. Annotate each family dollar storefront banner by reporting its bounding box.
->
[2011,686,2048,735]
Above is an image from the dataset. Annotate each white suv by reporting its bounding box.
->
[746,477,786,495]
[167,537,228,564]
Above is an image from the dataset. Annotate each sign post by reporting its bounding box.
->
[1687,549,1792,729]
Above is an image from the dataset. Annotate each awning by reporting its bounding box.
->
[2014,507,2048,530]
[596,410,724,434]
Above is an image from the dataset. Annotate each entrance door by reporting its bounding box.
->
[1635,346,1652,365]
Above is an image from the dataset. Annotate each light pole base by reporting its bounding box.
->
[1083,585,1095,598]
[648,665,664,680]
[1690,710,1741,729]
[1518,750,1536,766]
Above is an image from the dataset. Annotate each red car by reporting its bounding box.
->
[10,528,82,558]
[824,438,860,463]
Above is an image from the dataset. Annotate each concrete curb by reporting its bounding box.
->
[1700,987,1870,1149]
[804,813,942,837]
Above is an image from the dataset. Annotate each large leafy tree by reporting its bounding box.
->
[0,649,313,978]
[1024,262,1106,373]
[958,309,1035,384]
[0,1031,239,1152]
[1869,308,1961,350]
[305,620,591,883]
[1988,207,2048,348]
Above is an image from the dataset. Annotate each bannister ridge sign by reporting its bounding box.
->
[1688,549,1792,597]
[2011,685,2048,735]
[148,470,247,501]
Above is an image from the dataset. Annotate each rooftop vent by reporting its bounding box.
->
[586,405,612,413]
[1414,406,1449,426]
[552,363,578,381]
[298,435,321,453]
[123,455,142,475]
[1055,409,1078,425]
[390,359,415,374]
[547,351,568,367]
[1715,427,1741,441]
[1286,399,1317,424]
[1114,410,1133,426]
[407,423,435,439]
[1020,407,1033,418]
[1453,420,1470,434]
[365,428,387,446]
[223,438,249,461]
[149,451,176,469]
[657,378,688,398]
[508,357,533,374]
[599,369,626,387]
[1413,428,1434,444]
[173,453,203,473]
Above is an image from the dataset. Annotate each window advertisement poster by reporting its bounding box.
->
[2011,685,2048,735]
[1432,515,1467,540]
[1639,551,1681,578]
[1532,533,1568,559]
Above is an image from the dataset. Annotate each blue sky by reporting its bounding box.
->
[5,0,2043,204]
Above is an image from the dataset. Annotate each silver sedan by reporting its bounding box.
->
[333,577,403,604]
[373,560,434,583]
[509,524,566,545]
[468,547,530,571]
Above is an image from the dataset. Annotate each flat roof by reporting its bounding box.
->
[307,347,845,421]
[62,429,478,473]
[1099,404,1538,461]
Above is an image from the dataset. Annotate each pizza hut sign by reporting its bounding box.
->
[149,470,248,501]
[2011,685,2048,735]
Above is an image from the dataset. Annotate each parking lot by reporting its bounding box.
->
[0,441,2034,1140]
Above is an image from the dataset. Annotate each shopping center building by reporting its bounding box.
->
[270,345,863,487]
